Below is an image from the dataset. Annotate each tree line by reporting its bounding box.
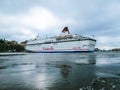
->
[0,39,26,52]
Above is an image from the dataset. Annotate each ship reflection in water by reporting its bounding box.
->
[74,54,96,65]
[32,53,97,90]
[0,52,120,90]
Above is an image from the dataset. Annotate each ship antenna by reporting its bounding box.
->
[62,27,70,34]
[36,34,39,38]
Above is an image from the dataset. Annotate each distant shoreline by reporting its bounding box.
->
[0,52,27,56]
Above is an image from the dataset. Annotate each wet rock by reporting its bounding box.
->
[81,77,120,90]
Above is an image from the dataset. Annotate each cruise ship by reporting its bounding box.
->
[25,27,96,53]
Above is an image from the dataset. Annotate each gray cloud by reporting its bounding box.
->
[0,0,120,49]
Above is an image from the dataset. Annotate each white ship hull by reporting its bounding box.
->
[25,27,96,53]
[25,39,96,53]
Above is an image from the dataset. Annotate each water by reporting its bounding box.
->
[0,52,120,90]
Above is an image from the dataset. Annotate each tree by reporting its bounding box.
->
[0,39,5,44]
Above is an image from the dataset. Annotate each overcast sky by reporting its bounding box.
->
[0,0,120,49]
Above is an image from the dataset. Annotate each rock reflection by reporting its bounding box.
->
[60,64,71,78]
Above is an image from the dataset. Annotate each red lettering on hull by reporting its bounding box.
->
[43,47,54,50]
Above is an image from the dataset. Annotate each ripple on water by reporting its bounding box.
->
[74,59,96,65]
[0,66,7,69]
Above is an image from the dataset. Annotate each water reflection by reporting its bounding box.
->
[0,52,120,90]
[60,64,71,78]
[20,53,97,90]
[74,53,96,65]
[0,53,97,90]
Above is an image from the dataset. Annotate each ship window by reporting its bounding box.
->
[53,43,57,45]
[28,45,32,46]
[82,45,87,47]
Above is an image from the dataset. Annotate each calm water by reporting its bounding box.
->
[0,52,120,90]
